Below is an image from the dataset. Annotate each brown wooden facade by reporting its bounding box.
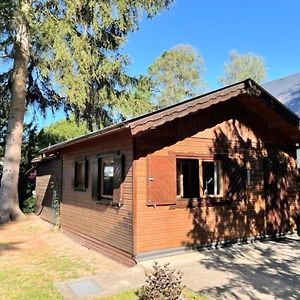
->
[35,155,62,224]
[37,80,300,264]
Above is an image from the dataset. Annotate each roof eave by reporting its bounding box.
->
[41,79,300,155]
[42,123,129,155]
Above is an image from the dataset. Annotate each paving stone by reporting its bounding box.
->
[67,279,102,297]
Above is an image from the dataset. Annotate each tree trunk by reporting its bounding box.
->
[0,2,30,224]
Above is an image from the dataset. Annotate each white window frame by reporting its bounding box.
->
[200,160,223,197]
[100,157,114,199]
[176,160,184,198]
[176,158,200,199]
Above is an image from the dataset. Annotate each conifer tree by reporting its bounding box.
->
[0,0,173,223]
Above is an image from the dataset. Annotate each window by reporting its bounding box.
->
[100,158,114,198]
[246,169,251,186]
[92,154,123,206]
[73,159,88,191]
[176,158,223,199]
[296,143,300,169]
[201,161,222,197]
[176,159,199,198]
[245,161,251,186]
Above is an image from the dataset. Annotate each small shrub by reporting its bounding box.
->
[139,262,184,300]
[23,196,36,214]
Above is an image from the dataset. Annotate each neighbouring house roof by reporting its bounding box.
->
[263,72,300,115]
[32,154,60,164]
[42,79,300,156]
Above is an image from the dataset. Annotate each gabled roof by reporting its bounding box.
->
[42,79,300,155]
[263,72,300,115]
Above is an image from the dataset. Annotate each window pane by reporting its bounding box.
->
[202,161,215,195]
[176,161,183,197]
[176,159,199,198]
[102,159,114,196]
[297,148,300,168]
[215,162,220,195]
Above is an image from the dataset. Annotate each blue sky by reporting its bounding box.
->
[26,0,300,128]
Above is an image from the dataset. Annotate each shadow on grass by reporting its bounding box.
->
[0,241,23,255]
[198,237,300,300]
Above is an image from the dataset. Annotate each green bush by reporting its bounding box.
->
[23,196,36,214]
[139,262,184,300]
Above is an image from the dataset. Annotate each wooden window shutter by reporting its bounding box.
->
[147,155,176,206]
[72,161,76,189]
[92,158,99,200]
[112,155,123,206]
[83,159,89,189]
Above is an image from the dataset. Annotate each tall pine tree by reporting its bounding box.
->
[0,0,173,223]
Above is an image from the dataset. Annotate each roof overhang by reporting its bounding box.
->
[42,79,300,156]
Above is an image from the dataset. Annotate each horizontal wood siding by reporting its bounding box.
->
[134,99,299,254]
[36,157,61,224]
[60,130,134,260]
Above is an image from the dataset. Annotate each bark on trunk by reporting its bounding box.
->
[0,2,30,224]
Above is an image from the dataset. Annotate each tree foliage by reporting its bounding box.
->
[149,44,206,108]
[117,75,155,118]
[0,0,174,222]
[33,0,174,129]
[0,0,174,125]
[219,50,267,86]
[19,123,40,207]
[38,117,88,148]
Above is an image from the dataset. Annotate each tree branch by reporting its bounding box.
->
[0,54,11,59]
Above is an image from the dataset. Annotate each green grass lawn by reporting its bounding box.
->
[0,243,95,300]
[0,217,209,300]
[0,217,118,300]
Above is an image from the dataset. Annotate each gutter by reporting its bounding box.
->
[42,122,129,155]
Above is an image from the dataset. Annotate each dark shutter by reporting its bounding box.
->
[83,159,89,189]
[72,161,76,189]
[222,157,246,200]
[92,158,99,200]
[147,155,176,206]
[112,155,123,206]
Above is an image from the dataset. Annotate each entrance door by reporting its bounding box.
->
[264,157,290,235]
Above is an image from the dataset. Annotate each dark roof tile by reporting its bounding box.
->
[263,72,300,115]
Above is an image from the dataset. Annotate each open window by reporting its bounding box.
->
[200,160,222,197]
[176,158,223,199]
[92,154,123,206]
[176,159,200,198]
[73,159,88,191]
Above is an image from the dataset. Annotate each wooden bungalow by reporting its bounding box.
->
[35,79,300,265]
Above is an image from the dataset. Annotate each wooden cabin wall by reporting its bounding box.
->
[60,130,134,264]
[133,99,298,255]
[36,157,62,224]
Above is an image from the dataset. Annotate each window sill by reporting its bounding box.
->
[74,187,86,192]
[171,197,232,209]
[201,194,223,198]
[95,197,123,208]
[95,198,112,205]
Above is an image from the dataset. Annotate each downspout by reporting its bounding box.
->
[132,136,138,263]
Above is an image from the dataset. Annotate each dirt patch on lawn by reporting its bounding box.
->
[0,215,124,275]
